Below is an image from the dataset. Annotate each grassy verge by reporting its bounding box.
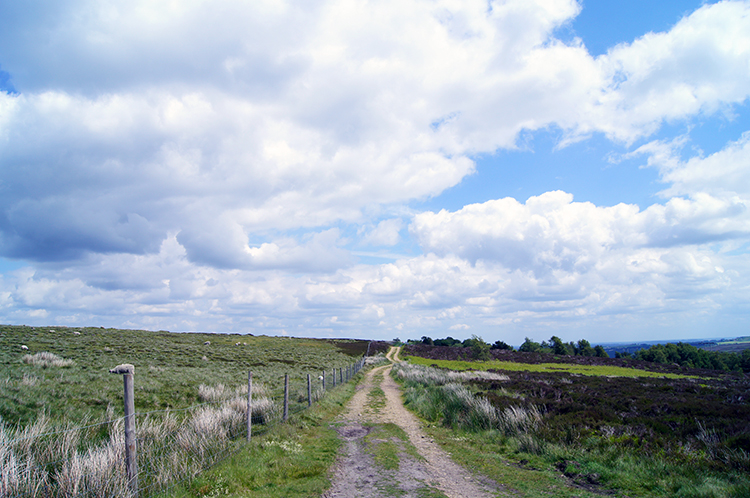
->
[422,425,604,498]
[161,372,361,498]
[404,355,699,379]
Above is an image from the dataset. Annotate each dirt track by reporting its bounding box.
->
[323,347,502,498]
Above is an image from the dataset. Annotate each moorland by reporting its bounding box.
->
[399,343,750,497]
[2,324,750,497]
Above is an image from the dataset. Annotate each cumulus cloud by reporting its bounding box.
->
[585,0,750,143]
[2,0,747,267]
[630,132,750,200]
[412,189,750,273]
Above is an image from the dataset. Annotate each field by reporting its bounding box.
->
[0,325,367,426]
[704,336,750,353]
[404,355,699,379]
[399,344,750,497]
[0,325,371,497]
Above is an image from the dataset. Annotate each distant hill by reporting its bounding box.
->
[602,336,750,357]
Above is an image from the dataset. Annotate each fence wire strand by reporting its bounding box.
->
[1,357,365,498]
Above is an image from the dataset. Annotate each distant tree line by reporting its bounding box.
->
[518,336,608,357]
[617,342,750,373]
[401,334,607,359]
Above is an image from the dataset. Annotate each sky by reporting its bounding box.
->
[1,0,750,346]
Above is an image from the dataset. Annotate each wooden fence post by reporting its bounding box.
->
[307,373,312,407]
[283,373,289,421]
[339,367,343,384]
[322,370,326,390]
[109,364,137,497]
[247,370,253,442]
[332,369,336,387]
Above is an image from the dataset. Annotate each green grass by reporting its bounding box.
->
[404,355,699,379]
[367,431,401,470]
[0,325,366,425]
[365,422,423,467]
[366,371,387,413]
[161,370,361,498]
[717,336,750,345]
[422,426,604,498]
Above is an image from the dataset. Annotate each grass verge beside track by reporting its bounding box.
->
[161,372,361,498]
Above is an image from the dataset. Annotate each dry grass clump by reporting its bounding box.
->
[0,383,279,497]
[395,363,538,436]
[395,362,508,386]
[22,352,74,368]
[198,382,269,403]
[20,374,38,387]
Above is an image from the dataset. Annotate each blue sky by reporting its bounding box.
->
[1,0,750,345]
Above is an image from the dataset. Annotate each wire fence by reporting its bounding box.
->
[0,356,367,498]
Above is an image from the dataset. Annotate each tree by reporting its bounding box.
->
[519,337,541,352]
[576,339,595,357]
[465,335,491,361]
[421,336,434,346]
[594,345,608,358]
[434,336,461,347]
[491,340,513,351]
[550,336,568,355]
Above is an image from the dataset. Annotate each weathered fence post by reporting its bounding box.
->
[247,371,253,441]
[109,364,137,497]
[322,370,326,390]
[283,373,289,421]
[332,368,336,387]
[339,367,343,384]
[307,373,312,407]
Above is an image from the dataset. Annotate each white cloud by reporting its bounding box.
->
[361,219,404,246]
[582,0,750,143]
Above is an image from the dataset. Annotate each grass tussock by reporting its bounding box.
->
[395,364,537,435]
[394,361,509,385]
[0,384,278,497]
[197,382,268,403]
[22,352,74,368]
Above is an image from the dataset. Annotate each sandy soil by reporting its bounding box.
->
[323,347,504,498]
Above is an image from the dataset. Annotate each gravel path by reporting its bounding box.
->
[323,347,503,498]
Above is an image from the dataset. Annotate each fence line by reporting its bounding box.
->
[0,356,366,498]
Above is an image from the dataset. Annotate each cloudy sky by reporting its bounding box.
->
[1,0,750,345]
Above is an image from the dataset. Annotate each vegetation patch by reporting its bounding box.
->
[367,382,387,413]
[0,325,365,426]
[394,360,750,497]
[22,351,74,368]
[404,355,698,379]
